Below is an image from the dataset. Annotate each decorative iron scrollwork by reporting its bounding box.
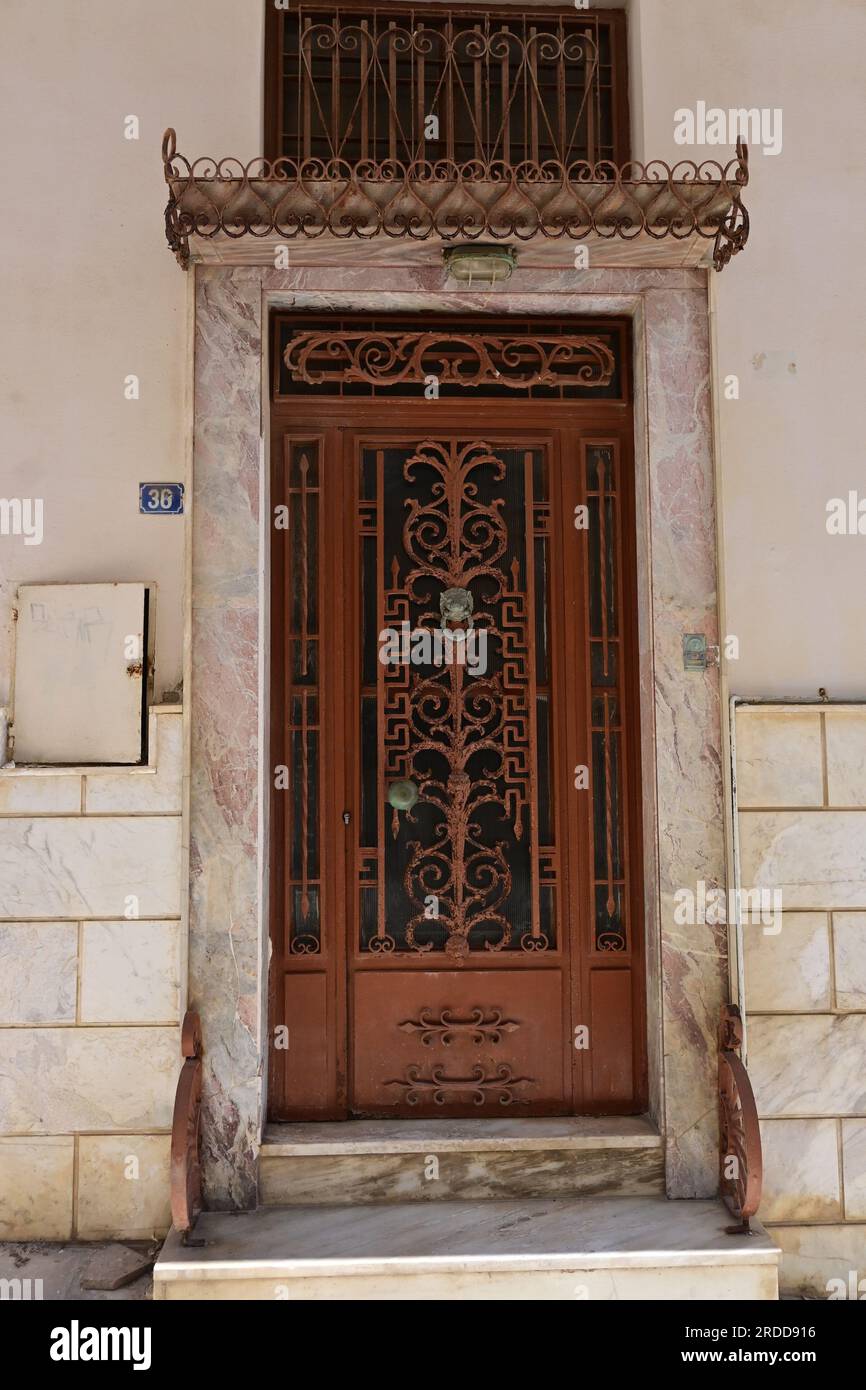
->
[386,1062,532,1106]
[713,186,751,272]
[367,933,397,954]
[719,1003,763,1234]
[398,1007,520,1046]
[162,130,750,272]
[383,439,533,961]
[284,441,322,957]
[284,331,616,391]
[283,16,603,168]
[289,935,319,956]
[587,444,628,953]
[170,1010,203,1237]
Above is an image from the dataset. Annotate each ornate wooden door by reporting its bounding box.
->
[269,317,646,1120]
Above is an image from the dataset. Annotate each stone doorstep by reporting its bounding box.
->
[261,1115,663,1156]
[258,1117,666,1206]
[153,1197,781,1300]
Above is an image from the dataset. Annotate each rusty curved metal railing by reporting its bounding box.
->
[719,1003,763,1233]
[160,128,749,272]
[170,1009,203,1238]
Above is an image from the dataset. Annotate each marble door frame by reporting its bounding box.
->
[190,266,725,1208]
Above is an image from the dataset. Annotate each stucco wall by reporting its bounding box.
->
[631,0,866,699]
[0,0,264,704]
[4,2,865,700]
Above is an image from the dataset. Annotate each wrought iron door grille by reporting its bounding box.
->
[272,315,629,401]
[362,438,550,958]
[266,4,628,167]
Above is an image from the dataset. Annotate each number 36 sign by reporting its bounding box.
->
[139,483,184,515]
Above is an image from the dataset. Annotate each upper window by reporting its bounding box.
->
[264,4,629,167]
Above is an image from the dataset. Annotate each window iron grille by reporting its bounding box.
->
[265,3,629,168]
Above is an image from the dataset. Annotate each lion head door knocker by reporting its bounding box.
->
[440,586,474,631]
[439,587,474,667]
[438,586,487,680]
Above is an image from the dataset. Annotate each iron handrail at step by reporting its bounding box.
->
[719,1002,763,1234]
[170,1009,203,1242]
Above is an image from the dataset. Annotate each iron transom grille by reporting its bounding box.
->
[272,314,629,401]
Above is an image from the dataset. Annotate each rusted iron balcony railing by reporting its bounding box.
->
[161,129,749,271]
[162,8,748,271]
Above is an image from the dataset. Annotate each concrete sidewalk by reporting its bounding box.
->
[0,1241,155,1301]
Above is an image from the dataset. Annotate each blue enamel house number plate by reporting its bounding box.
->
[139,483,184,515]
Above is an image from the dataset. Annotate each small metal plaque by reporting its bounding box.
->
[139,483,184,515]
[683,633,708,670]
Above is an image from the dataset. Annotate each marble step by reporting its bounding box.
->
[259,1117,664,1205]
[154,1195,780,1301]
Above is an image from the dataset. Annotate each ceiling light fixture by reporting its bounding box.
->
[443,244,516,287]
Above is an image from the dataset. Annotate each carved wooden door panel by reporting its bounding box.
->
[269,317,646,1120]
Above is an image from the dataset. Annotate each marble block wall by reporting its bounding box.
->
[0,706,184,1240]
[736,703,866,1297]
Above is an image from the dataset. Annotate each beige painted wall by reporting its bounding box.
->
[631,0,866,698]
[0,0,264,705]
[3,1,862,705]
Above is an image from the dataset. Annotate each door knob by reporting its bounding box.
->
[387,779,419,811]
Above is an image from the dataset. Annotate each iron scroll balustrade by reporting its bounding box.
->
[719,1002,763,1234]
[161,129,750,271]
[170,1010,203,1238]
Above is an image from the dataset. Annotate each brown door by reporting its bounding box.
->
[269,317,646,1120]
